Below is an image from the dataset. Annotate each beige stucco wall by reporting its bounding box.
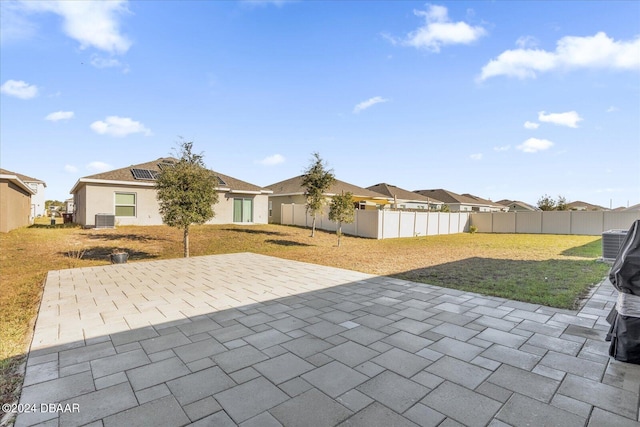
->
[269,195,307,224]
[207,193,268,225]
[75,183,268,227]
[0,180,32,232]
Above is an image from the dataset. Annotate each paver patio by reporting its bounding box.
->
[12,252,640,426]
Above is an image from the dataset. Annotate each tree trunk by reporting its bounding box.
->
[183,226,189,258]
[337,223,342,247]
[311,215,316,237]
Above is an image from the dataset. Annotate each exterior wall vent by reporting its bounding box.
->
[602,229,628,260]
[95,213,115,229]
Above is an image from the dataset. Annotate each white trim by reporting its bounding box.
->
[229,190,261,195]
[71,178,271,195]
[70,178,155,194]
[0,174,36,195]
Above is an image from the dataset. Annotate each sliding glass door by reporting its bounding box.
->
[233,198,253,223]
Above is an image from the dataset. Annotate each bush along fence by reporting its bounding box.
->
[470,211,640,236]
[280,204,470,239]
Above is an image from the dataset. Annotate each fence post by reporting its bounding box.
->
[426,210,430,235]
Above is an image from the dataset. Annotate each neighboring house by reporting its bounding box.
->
[366,183,444,210]
[567,201,609,211]
[622,203,640,212]
[0,168,46,219]
[266,175,390,224]
[496,199,540,212]
[70,158,272,227]
[414,189,504,212]
[0,168,37,232]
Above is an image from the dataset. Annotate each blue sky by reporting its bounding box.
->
[1,0,639,208]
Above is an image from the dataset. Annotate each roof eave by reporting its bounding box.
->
[0,174,36,195]
[70,178,156,194]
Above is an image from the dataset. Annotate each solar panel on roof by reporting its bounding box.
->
[131,168,158,180]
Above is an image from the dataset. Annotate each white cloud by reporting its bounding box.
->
[86,161,112,172]
[493,145,510,152]
[524,121,539,130]
[470,153,483,160]
[479,32,640,81]
[90,116,152,137]
[45,111,74,122]
[1,79,38,99]
[256,154,285,166]
[64,164,78,173]
[401,4,487,52]
[517,138,554,153]
[353,96,389,114]
[606,106,619,113]
[90,55,122,68]
[516,35,538,49]
[20,0,131,54]
[538,110,582,128]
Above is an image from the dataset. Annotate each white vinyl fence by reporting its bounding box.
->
[471,211,640,235]
[280,204,470,239]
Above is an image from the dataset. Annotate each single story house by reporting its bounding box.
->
[265,175,390,224]
[366,183,444,210]
[0,168,38,232]
[567,201,608,211]
[496,199,540,212]
[414,189,505,212]
[70,158,272,227]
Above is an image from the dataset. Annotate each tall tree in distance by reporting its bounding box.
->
[301,152,335,237]
[156,140,219,257]
[537,194,556,211]
[556,195,568,211]
[328,191,355,247]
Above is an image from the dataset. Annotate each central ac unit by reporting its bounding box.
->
[602,229,628,260]
[95,213,115,229]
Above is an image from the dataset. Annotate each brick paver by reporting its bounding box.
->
[11,252,640,426]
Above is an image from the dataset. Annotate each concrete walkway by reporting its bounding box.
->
[13,253,640,426]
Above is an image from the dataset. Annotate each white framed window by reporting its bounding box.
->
[115,192,136,217]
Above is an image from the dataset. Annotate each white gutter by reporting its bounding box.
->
[70,178,156,194]
[0,174,36,195]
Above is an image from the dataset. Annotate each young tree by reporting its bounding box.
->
[156,141,219,257]
[537,194,556,211]
[301,152,335,237]
[328,191,355,247]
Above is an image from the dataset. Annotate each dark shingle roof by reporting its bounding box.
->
[414,189,501,208]
[74,158,267,193]
[567,201,609,211]
[0,168,46,185]
[266,175,389,199]
[366,183,443,203]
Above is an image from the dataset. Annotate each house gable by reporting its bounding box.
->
[414,189,503,212]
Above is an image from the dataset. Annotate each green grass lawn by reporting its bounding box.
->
[0,223,609,411]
